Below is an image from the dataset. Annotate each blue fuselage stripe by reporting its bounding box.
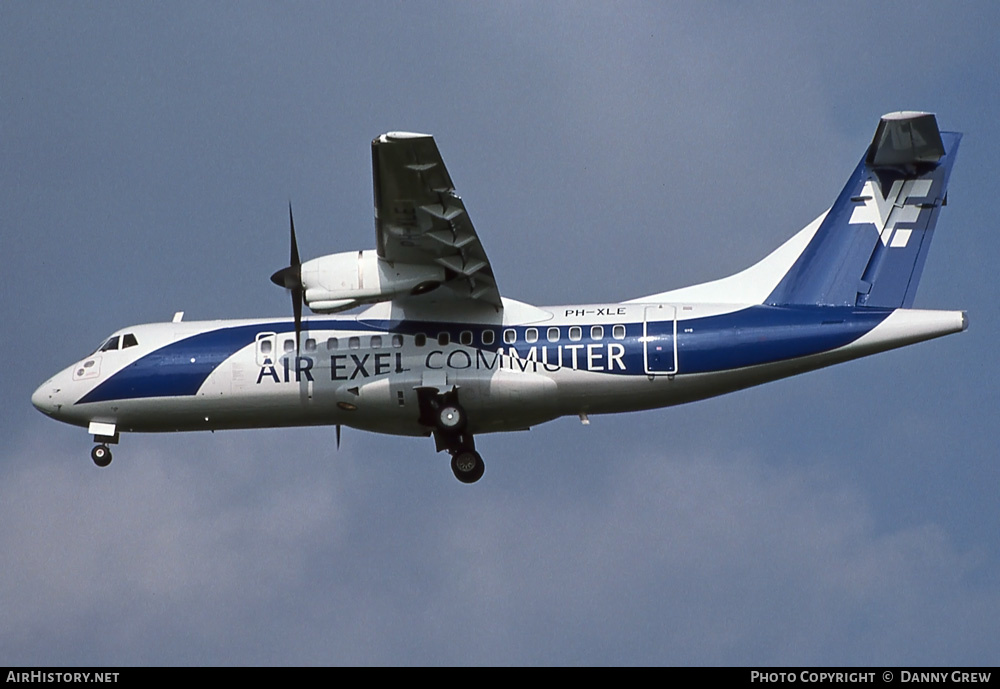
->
[75,306,893,404]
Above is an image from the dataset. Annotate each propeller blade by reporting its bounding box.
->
[289,202,300,267]
[292,286,302,354]
[270,202,305,356]
[289,203,302,354]
[270,203,303,288]
[336,424,341,450]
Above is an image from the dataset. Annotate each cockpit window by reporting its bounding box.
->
[99,336,120,352]
[121,333,138,349]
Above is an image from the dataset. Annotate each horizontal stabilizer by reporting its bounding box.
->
[866,112,945,168]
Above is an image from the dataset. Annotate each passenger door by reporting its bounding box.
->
[643,305,677,375]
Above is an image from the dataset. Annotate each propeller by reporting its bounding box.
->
[270,202,304,353]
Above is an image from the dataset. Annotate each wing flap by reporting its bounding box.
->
[373,132,502,309]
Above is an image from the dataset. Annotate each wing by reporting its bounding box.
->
[372,132,502,309]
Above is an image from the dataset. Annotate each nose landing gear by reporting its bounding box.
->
[90,444,112,467]
[88,423,119,468]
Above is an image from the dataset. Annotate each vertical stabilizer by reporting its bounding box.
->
[766,112,960,308]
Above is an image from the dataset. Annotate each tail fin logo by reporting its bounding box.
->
[848,178,933,249]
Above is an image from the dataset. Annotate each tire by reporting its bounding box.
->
[436,403,467,433]
[91,445,112,468]
[451,451,484,483]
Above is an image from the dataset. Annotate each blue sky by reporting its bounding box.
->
[3,2,998,665]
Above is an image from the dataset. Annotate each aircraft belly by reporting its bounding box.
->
[458,369,560,433]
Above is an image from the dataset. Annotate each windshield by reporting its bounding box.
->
[94,333,138,354]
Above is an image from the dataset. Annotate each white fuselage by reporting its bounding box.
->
[31,299,967,439]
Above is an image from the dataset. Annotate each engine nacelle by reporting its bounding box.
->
[301,249,445,312]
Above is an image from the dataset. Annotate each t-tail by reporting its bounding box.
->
[766,111,961,309]
[628,111,966,363]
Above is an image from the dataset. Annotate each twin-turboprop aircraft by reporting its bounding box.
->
[32,112,966,482]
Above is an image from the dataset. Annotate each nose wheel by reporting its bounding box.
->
[91,444,112,467]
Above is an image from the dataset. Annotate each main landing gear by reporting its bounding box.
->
[419,388,485,484]
[450,448,485,484]
[436,402,467,433]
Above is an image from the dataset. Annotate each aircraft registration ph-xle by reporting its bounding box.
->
[32,112,966,483]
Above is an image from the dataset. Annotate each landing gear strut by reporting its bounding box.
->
[91,444,112,467]
[418,388,485,483]
[89,425,119,468]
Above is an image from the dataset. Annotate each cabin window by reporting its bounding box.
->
[305,338,317,352]
[525,328,538,343]
[260,339,273,355]
[547,327,560,342]
[438,332,450,346]
[327,337,338,350]
[569,326,582,342]
[503,329,516,344]
[591,325,604,340]
[612,324,626,340]
[283,339,295,353]
[460,331,473,346]
[348,336,360,350]
[482,330,495,345]
[371,335,383,348]
[391,334,403,348]
[414,333,427,347]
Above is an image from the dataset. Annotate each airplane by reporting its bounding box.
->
[31,112,966,483]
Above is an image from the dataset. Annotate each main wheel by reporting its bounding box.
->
[451,450,484,484]
[436,403,467,433]
[91,444,112,468]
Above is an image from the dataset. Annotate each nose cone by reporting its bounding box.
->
[32,378,62,416]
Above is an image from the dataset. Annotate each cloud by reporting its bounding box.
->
[3,427,995,665]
